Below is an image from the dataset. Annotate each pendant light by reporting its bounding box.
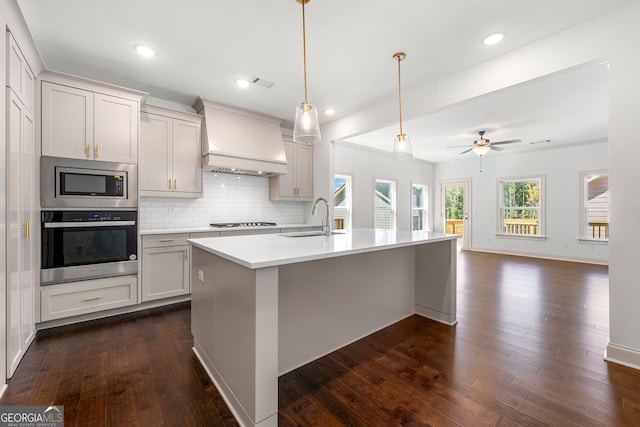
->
[293,0,321,144]
[392,52,413,160]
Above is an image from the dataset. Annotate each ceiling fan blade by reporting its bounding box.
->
[459,148,473,154]
[491,139,522,145]
[447,144,473,149]
[490,145,505,151]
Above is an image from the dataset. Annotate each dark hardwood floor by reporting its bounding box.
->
[2,251,640,426]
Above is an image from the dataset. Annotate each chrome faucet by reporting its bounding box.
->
[312,197,330,236]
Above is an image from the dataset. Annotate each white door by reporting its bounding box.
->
[440,179,471,250]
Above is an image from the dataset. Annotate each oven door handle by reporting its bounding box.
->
[43,221,136,228]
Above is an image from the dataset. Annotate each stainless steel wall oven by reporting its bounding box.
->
[41,210,138,285]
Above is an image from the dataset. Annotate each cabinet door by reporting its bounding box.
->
[172,119,202,194]
[7,33,34,112]
[41,81,93,159]
[94,93,138,163]
[6,89,35,377]
[295,143,313,199]
[278,141,296,197]
[140,112,172,192]
[142,245,190,302]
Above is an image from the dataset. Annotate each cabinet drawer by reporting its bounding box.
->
[41,275,137,322]
[142,233,189,248]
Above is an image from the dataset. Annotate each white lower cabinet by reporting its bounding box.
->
[141,234,190,302]
[40,275,138,322]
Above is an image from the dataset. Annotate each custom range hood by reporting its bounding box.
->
[193,97,288,176]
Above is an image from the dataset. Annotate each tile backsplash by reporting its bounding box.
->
[139,173,306,229]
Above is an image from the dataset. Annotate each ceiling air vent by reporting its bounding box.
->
[251,77,275,88]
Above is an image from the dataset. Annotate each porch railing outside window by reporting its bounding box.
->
[498,177,543,237]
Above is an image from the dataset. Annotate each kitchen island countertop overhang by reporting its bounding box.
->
[188,228,458,269]
[189,229,458,427]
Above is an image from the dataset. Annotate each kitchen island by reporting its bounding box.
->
[189,229,458,427]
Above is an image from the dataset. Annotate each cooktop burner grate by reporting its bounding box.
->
[210,222,277,228]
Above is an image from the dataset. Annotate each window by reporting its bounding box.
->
[581,171,608,240]
[333,174,352,230]
[498,176,544,237]
[411,183,428,231]
[374,179,396,230]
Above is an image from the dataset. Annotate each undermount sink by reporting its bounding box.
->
[280,230,347,238]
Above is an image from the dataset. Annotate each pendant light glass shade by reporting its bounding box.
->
[393,134,413,160]
[393,52,413,160]
[293,0,321,144]
[293,102,321,144]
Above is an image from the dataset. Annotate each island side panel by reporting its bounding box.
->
[414,239,457,325]
[191,247,279,427]
[278,246,415,375]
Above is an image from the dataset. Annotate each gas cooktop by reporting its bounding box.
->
[210,222,277,228]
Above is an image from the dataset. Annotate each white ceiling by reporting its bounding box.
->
[17,0,630,162]
[342,61,610,162]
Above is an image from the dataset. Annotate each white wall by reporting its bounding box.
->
[435,142,608,263]
[334,142,435,231]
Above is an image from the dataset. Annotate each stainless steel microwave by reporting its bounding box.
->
[41,156,137,208]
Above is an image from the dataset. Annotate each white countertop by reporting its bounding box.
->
[140,223,319,235]
[189,229,457,269]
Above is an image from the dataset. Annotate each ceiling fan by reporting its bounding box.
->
[450,130,522,156]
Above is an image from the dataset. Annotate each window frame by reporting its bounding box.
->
[374,178,397,230]
[411,182,429,231]
[333,173,352,230]
[579,169,609,242]
[496,175,545,238]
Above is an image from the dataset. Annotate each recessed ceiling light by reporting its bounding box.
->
[235,79,250,88]
[483,32,504,46]
[324,108,335,115]
[135,44,155,57]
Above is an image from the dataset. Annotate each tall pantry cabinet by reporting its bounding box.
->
[5,31,36,378]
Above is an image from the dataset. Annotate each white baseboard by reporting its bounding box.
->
[469,247,608,266]
[0,383,7,399]
[605,343,640,371]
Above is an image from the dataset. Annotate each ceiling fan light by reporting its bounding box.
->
[293,102,321,144]
[393,134,413,160]
[472,145,491,156]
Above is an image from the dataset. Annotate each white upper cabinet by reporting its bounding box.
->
[139,105,202,197]
[93,93,138,163]
[40,72,145,164]
[269,136,313,201]
[7,32,34,112]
